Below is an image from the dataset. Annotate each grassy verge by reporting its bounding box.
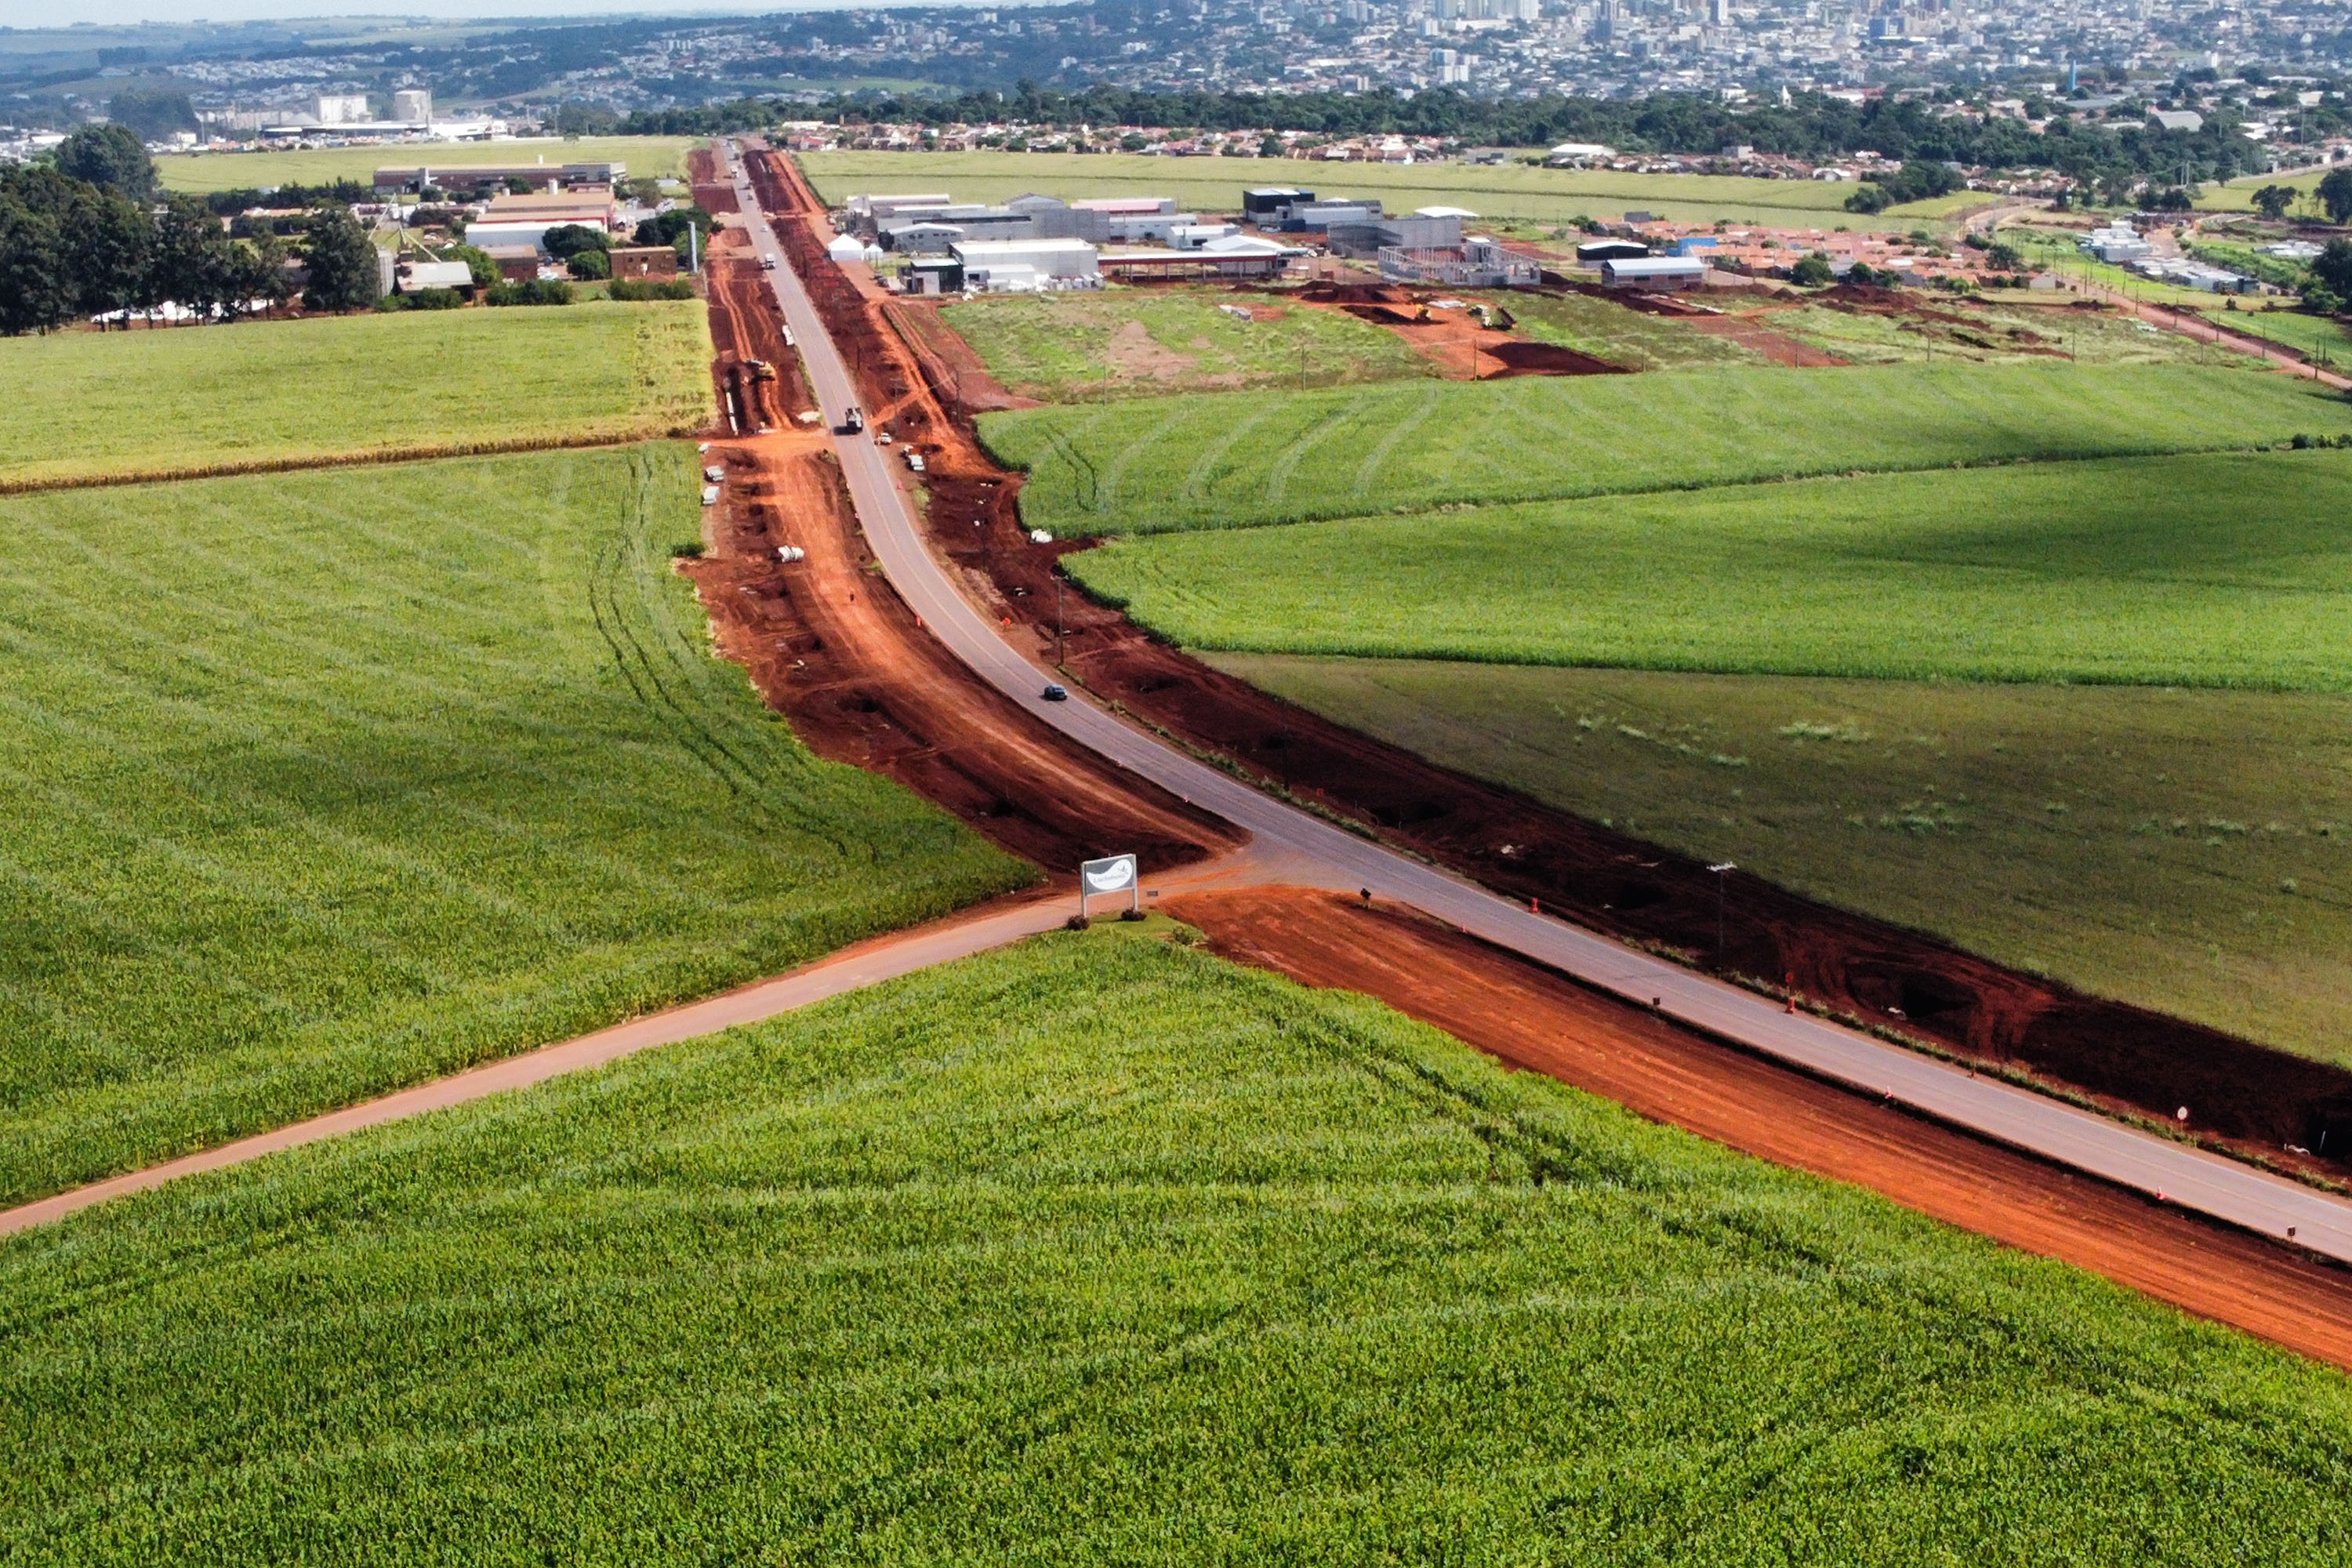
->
[2196,169,2334,212]
[988,362,2352,538]
[1210,655,2352,1068]
[5,923,2348,1563]
[800,149,1928,229]
[1067,449,2352,691]
[155,136,702,193]
[942,287,1430,401]
[0,445,1029,1205]
[1766,296,2230,366]
[2186,303,2352,363]
[1505,289,1763,369]
[0,302,712,488]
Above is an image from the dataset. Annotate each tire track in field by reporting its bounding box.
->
[1262,405,1356,514]
[583,452,865,855]
[1177,396,1287,517]
[1090,405,1181,526]
[1348,386,1446,505]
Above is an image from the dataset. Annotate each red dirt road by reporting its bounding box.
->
[742,141,2352,1188]
[688,227,1234,873]
[1171,886,2352,1371]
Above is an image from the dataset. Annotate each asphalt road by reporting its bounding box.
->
[729,144,2352,1266]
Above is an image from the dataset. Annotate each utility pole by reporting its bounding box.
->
[1054,571,1065,668]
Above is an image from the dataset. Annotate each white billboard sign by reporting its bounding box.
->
[1080,853,1139,917]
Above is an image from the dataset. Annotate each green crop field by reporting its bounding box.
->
[0,446,1026,1206]
[799,148,1955,229]
[1069,449,2352,691]
[985,362,2351,538]
[1214,655,2352,1067]
[6,924,2348,1564]
[1504,289,1764,369]
[1766,296,2232,367]
[2197,167,2334,212]
[942,286,1430,401]
[0,303,711,488]
[154,136,700,194]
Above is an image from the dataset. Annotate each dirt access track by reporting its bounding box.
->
[703,144,2352,1361]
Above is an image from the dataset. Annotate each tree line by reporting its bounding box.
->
[627,84,2281,187]
[0,125,379,336]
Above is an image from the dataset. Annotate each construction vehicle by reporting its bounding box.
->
[839,406,864,434]
[745,359,775,382]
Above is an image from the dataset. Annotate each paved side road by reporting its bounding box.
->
[729,141,2352,1266]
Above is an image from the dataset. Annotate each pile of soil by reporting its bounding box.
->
[1479,339,1625,376]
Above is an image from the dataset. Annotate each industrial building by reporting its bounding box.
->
[394,259,475,293]
[1600,255,1710,290]
[856,192,1196,251]
[608,245,679,280]
[1241,187,1315,223]
[1576,238,1650,263]
[1380,234,1539,288]
[1098,234,1297,281]
[2130,256,2256,292]
[949,238,1101,291]
[374,161,624,197]
[2079,222,2154,265]
[464,187,618,254]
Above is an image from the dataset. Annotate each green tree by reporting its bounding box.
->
[148,198,239,319]
[59,178,154,318]
[541,223,608,261]
[233,227,292,314]
[566,246,610,281]
[2253,183,2296,220]
[0,202,71,334]
[2319,168,2352,225]
[1789,252,1835,286]
[630,207,712,249]
[2310,238,2352,303]
[300,208,381,312]
[448,243,500,288]
[106,90,197,141]
[54,124,155,201]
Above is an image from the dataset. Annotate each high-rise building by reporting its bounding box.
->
[392,89,432,122]
[317,94,370,125]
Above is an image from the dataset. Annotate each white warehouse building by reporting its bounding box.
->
[949,238,1099,290]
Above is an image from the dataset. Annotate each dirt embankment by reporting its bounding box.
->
[1292,279,1626,379]
[687,165,1236,876]
[734,141,2352,1189]
[1171,887,2352,1373]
